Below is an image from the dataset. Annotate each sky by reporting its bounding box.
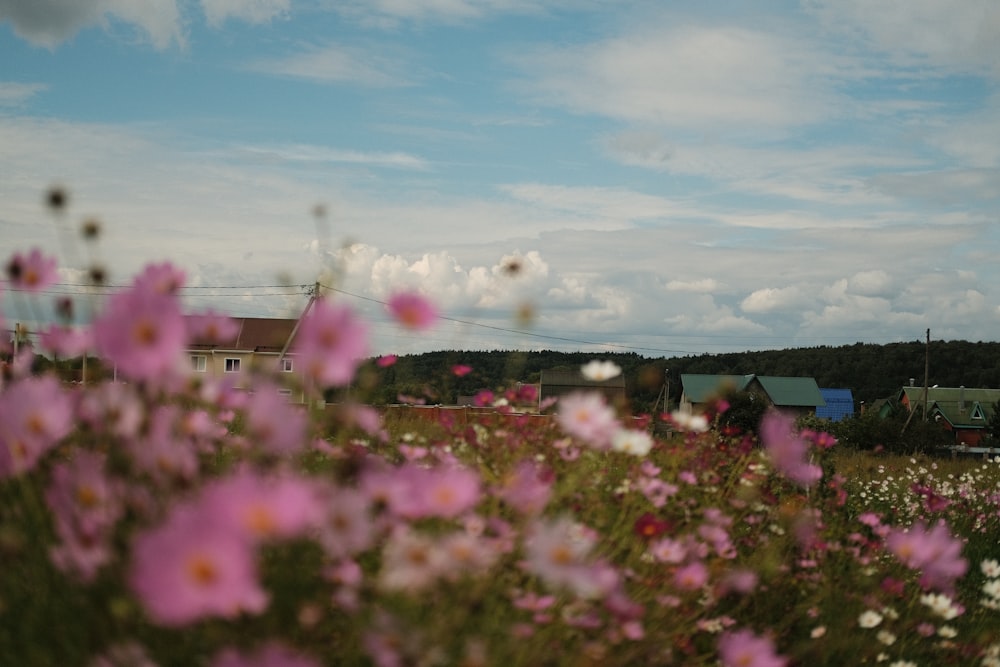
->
[2,0,999,359]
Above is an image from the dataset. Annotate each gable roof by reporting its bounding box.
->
[898,386,1000,429]
[755,376,825,408]
[681,374,825,408]
[680,374,754,403]
[188,317,298,353]
[816,388,854,421]
[539,368,626,389]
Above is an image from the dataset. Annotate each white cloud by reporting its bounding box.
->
[517,21,839,129]
[200,0,290,26]
[246,44,412,86]
[0,0,183,49]
[238,144,429,170]
[665,279,720,293]
[741,286,809,314]
[848,270,892,297]
[0,82,47,107]
[806,0,1000,76]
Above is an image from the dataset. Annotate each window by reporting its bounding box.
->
[224,358,241,373]
[280,358,293,373]
[191,355,207,372]
[277,388,293,402]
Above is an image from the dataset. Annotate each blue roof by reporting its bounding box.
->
[816,388,854,421]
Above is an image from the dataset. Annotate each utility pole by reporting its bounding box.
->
[902,328,931,434]
[923,328,930,421]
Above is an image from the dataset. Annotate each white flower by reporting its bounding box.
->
[858,610,883,628]
[810,626,826,639]
[877,630,896,645]
[611,428,653,457]
[938,625,958,638]
[982,559,1000,578]
[984,579,1000,600]
[580,360,621,381]
[921,592,961,619]
[670,409,709,433]
[888,662,917,667]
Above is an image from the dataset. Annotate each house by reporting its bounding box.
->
[187,316,300,398]
[816,388,855,422]
[680,373,826,418]
[539,368,626,408]
[897,385,1000,448]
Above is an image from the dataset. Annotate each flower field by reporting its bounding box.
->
[3,250,1000,666]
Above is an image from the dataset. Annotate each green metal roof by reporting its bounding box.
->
[680,374,825,407]
[756,376,825,408]
[679,374,754,403]
[900,386,1000,429]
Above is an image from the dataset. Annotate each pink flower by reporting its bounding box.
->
[885,520,968,592]
[132,261,185,295]
[0,375,74,477]
[674,561,709,590]
[556,391,620,450]
[199,471,328,543]
[186,310,239,343]
[93,280,187,382]
[523,516,600,598]
[376,354,397,368]
[378,527,449,591]
[759,410,822,488]
[718,628,787,667]
[293,298,369,387]
[451,364,472,377]
[45,450,123,581]
[5,248,58,292]
[38,324,92,358]
[387,291,438,330]
[498,461,553,515]
[317,486,375,560]
[242,386,308,455]
[129,505,268,626]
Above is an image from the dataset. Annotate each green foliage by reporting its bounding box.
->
[830,410,952,455]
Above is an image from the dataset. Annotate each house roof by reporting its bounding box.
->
[899,386,1000,429]
[539,368,626,389]
[188,317,298,353]
[681,374,825,408]
[755,376,825,408]
[680,374,754,403]
[816,388,854,421]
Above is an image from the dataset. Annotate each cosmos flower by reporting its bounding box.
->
[717,628,787,667]
[129,504,268,626]
[293,297,369,387]
[0,375,74,477]
[611,428,654,456]
[556,391,620,450]
[885,520,968,592]
[759,409,822,488]
[580,360,621,381]
[386,291,438,330]
[5,248,58,292]
[93,278,187,382]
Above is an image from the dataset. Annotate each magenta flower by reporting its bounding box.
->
[555,391,620,450]
[132,261,186,295]
[386,291,438,330]
[45,450,123,581]
[452,364,473,377]
[759,409,822,488]
[293,298,369,387]
[186,310,239,343]
[199,470,328,544]
[5,248,58,292]
[0,375,74,477]
[38,324,92,358]
[498,461,553,515]
[317,486,375,560]
[718,628,787,667]
[93,280,187,382]
[129,504,268,626]
[885,520,968,592]
[242,386,308,455]
[376,354,397,368]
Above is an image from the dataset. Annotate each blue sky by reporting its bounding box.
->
[2,0,999,359]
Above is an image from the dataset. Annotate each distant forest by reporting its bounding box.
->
[360,340,1000,414]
